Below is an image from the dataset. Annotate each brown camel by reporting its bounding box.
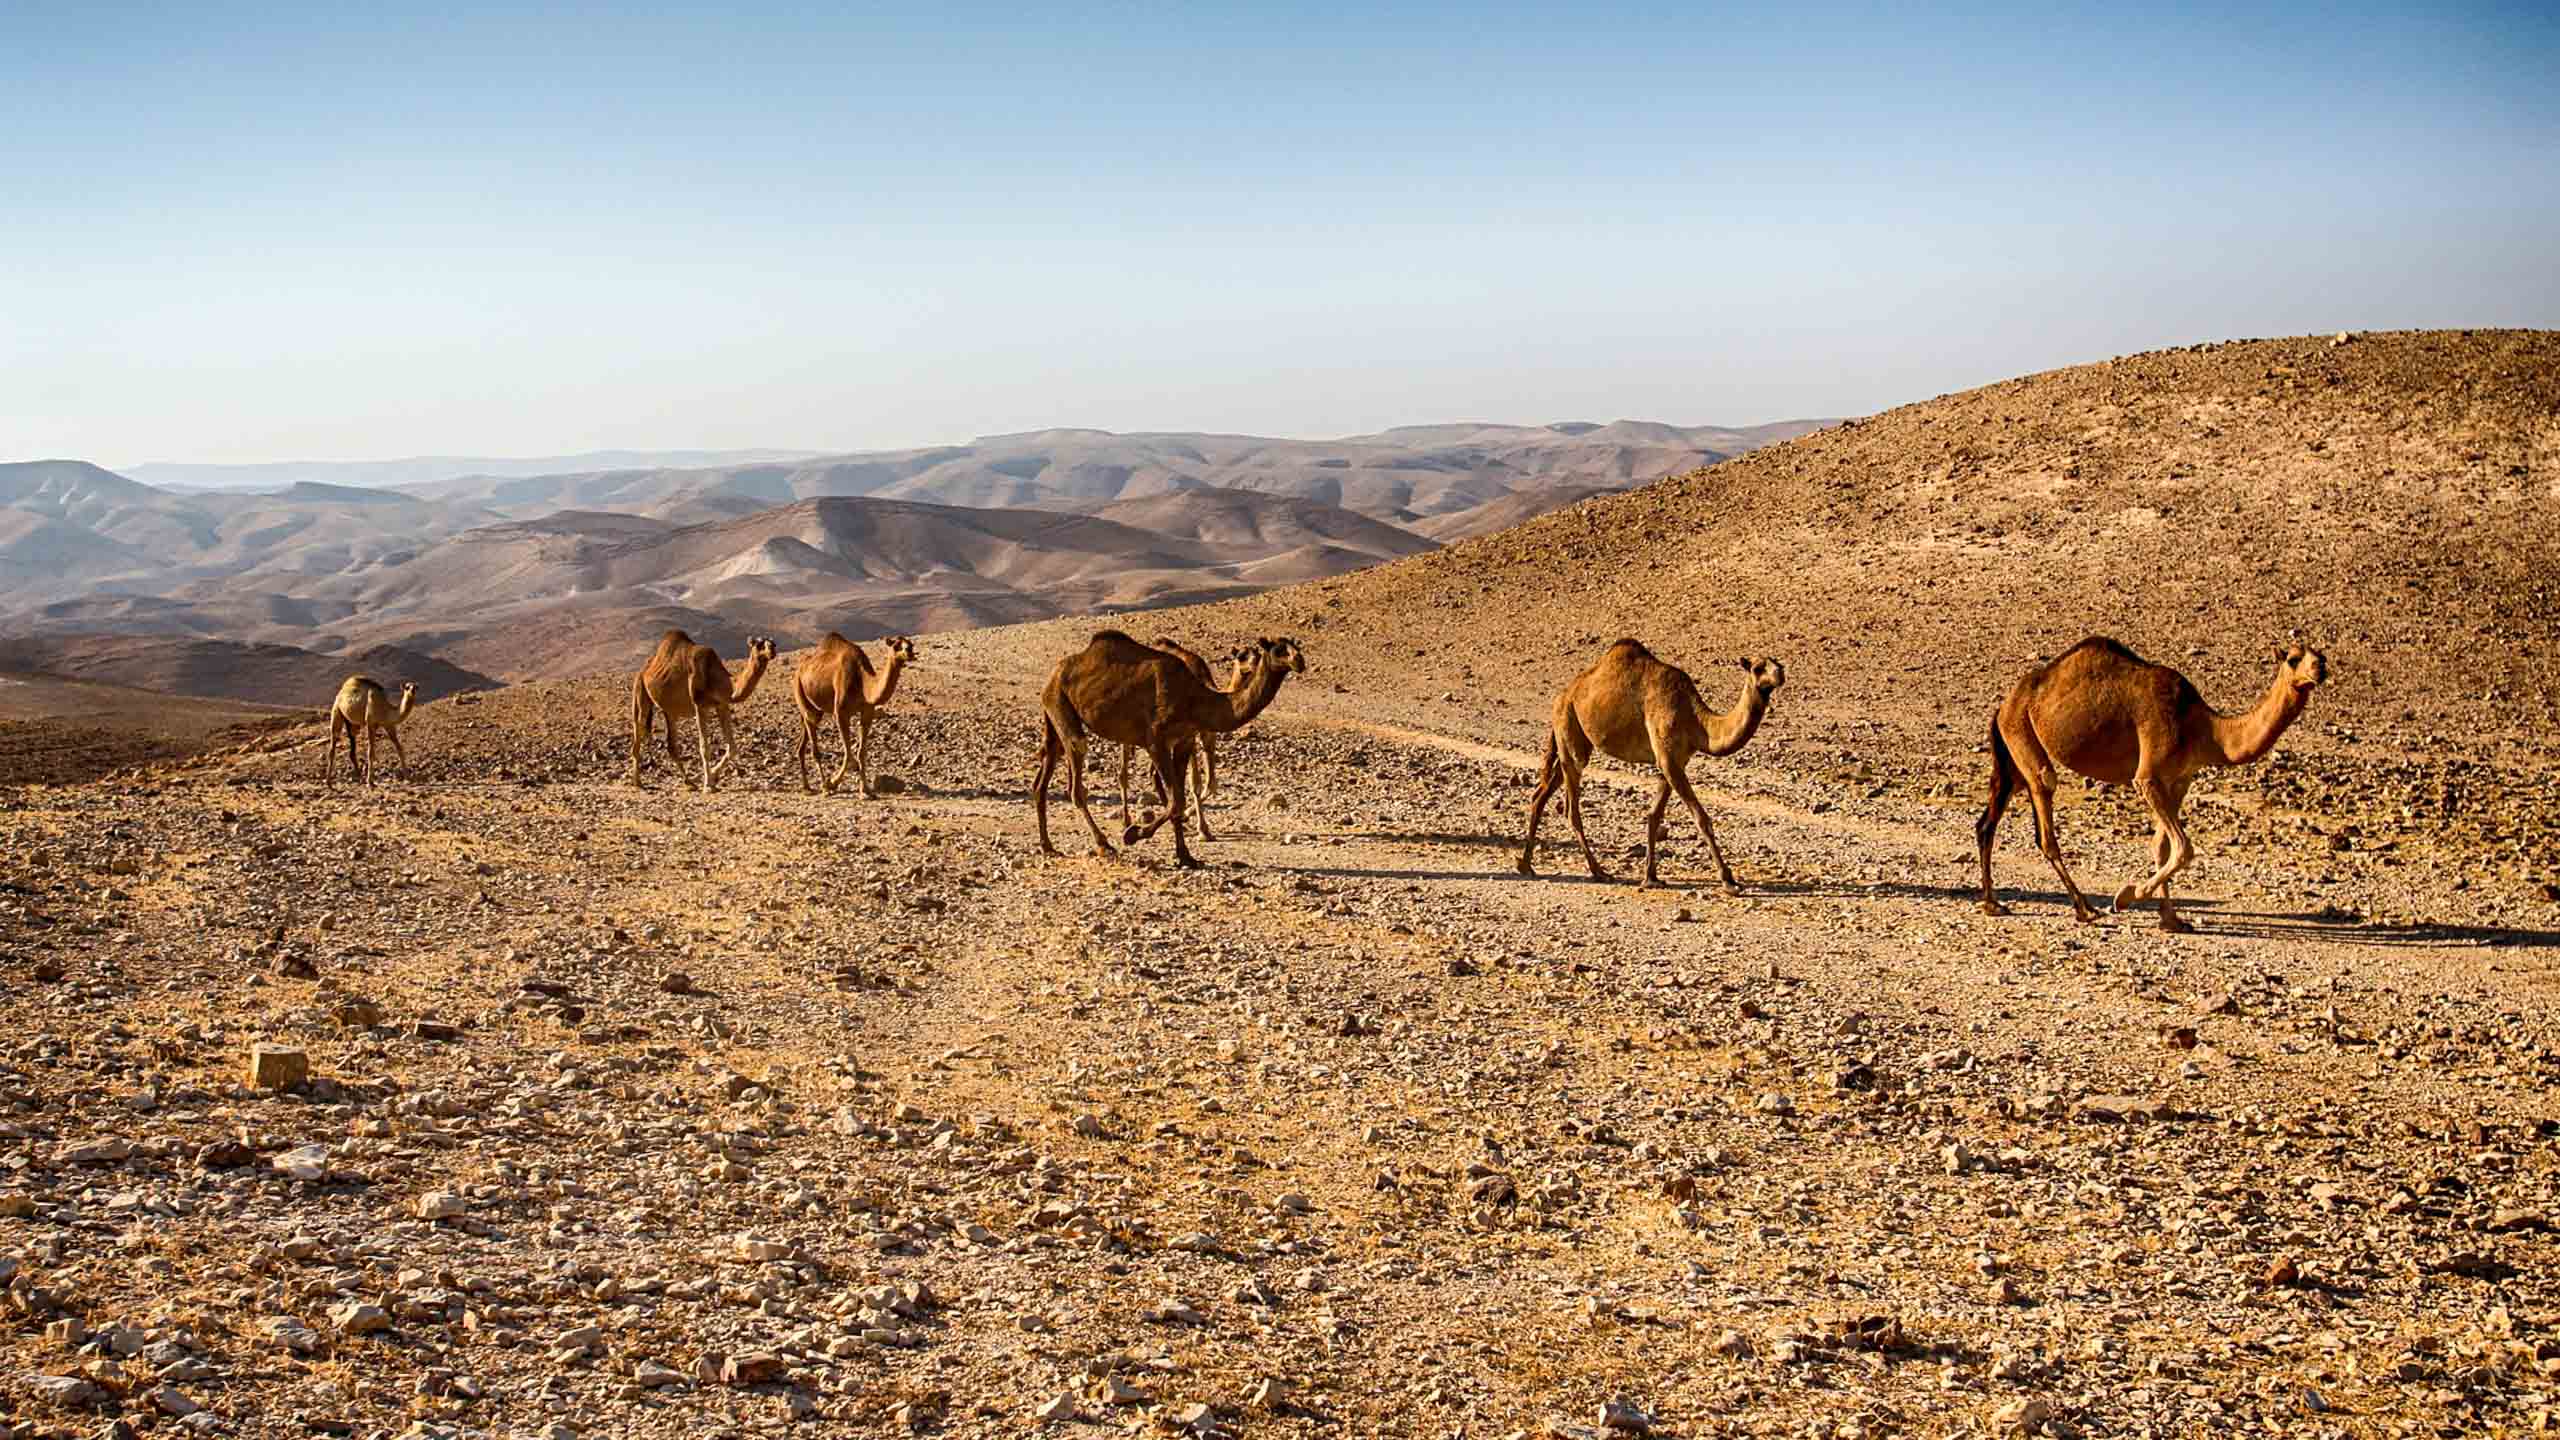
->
[1519,640,1786,889]
[1977,637,2328,932]
[324,676,418,786]
[1115,638,1248,838]
[1033,632,1307,868]
[630,630,777,792]
[792,633,918,797]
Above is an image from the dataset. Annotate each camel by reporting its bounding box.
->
[1033,632,1307,869]
[1114,638,1248,839]
[1519,640,1786,889]
[324,676,418,786]
[1977,637,2328,933]
[630,630,777,793]
[792,633,918,797]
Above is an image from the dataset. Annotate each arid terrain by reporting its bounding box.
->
[3,331,2555,1439]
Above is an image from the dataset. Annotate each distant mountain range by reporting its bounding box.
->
[1,418,1826,692]
[123,449,830,492]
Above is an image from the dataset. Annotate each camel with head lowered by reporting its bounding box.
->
[1033,632,1307,869]
[1520,640,1786,889]
[630,631,776,793]
[1115,638,1249,839]
[324,677,418,785]
[793,633,917,797]
[1978,636,2327,932]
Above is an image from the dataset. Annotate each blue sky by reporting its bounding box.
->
[5,2,2555,465]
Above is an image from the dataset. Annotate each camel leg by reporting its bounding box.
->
[794,709,815,793]
[855,713,874,798]
[1116,745,1137,827]
[631,687,652,787]
[385,728,409,780]
[706,704,740,783]
[1032,720,1064,856]
[324,718,341,785]
[1519,733,1562,875]
[821,710,847,795]
[1201,735,1218,800]
[2116,776,2197,932]
[1139,741,1203,869]
[1560,752,1609,883]
[2019,767,2100,923]
[359,727,375,787]
[1666,763,1738,890]
[1065,737,1116,855]
[1639,776,1672,889]
[691,712,715,792]
[1188,740,1217,842]
[1976,716,2020,915]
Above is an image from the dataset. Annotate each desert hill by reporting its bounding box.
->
[0,634,499,707]
[2,419,1821,678]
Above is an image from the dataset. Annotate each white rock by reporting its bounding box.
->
[273,1143,331,1181]
[415,1191,467,1220]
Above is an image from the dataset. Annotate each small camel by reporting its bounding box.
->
[630,630,777,793]
[1033,633,1307,869]
[793,633,918,797]
[324,676,418,786]
[1115,638,1249,839]
[1977,636,2328,932]
[1520,640,1786,889]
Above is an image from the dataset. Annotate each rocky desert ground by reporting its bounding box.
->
[3,331,2555,1439]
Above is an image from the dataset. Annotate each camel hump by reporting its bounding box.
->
[2061,636,2151,668]
[657,628,693,645]
[1602,638,1656,661]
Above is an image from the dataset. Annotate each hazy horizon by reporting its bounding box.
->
[7,2,2556,466]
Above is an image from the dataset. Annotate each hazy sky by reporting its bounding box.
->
[5,2,2555,466]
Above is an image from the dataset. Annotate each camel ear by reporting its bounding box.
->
[1737,656,1751,670]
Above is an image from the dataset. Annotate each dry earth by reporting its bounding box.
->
[2,332,2555,1440]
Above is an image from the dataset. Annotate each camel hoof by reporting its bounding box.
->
[2111,884,2139,913]
[2159,915,2195,935]
[1982,900,2011,917]
[1120,825,1144,846]
[2072,907,2101,925]
[1516,859,1536,877]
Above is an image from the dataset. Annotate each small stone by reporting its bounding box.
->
[633,1360,685,1388]
[415,1192,467,1220]
[1249,1377,1291,1411]
[411,1019,463,1042]
[1991,1396,2052,1432]
[149,1386,203,1417]
[1755,1092,1794,1116]
[329,1302,391,1335]
[1099,1377,1149,1406]
[273,1143,331,1182]
[721,1352,785,1385]
[2260,1256,2301,1289]
[1599,1398,1655,1434]
[247,1044,308,1091]
[1034,1391,1082,1422]
[732,1234,795,1262]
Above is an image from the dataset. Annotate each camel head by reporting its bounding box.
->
[1254,636,1309,676]
[746,637,777,664]
[396,680,419,717]
[885,635,918,665]
[1737,656,1786,698]
[2277,644,2327,692]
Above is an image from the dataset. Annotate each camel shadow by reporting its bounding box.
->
[2191,911,2560,950]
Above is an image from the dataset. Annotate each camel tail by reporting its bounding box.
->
[1978,713,2018,848]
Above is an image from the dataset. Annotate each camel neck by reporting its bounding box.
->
[2207,669,2308,767]
[1697,682,1770,757]
[864,655,907,708]
[1205,664,1290,732]
[730,654,772,704]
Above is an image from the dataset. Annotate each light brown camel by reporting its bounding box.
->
[1519,640,1786,889]
[1033,632,1307,869]
[1977,636,2327,932]
[793,633,918,797]
[1115,638,1249,838]
[324,676,418,786]
[630,630,777,793]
